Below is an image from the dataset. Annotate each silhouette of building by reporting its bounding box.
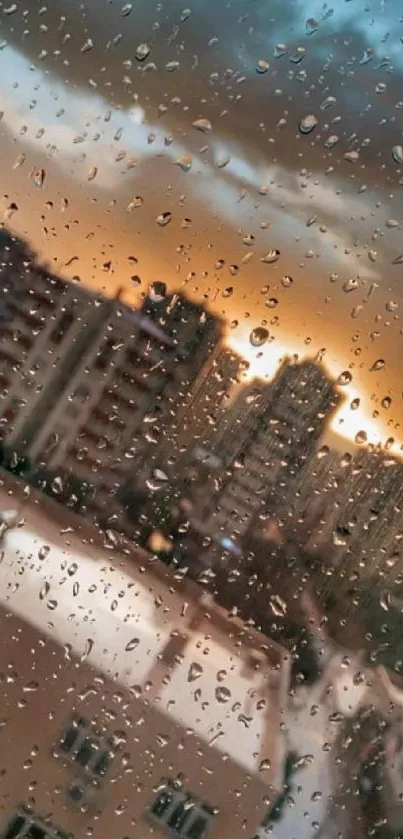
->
[201,359,340,541]
[0,234,225,517]
[304,448,403,583]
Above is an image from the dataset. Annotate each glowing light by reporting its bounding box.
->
[228,333,401,453]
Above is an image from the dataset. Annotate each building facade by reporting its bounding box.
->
[201,360,340,541]
[0,483,290,839]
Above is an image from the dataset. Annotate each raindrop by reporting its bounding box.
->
[392,254,403,265]
[127,196,144,211]
[380,591,391,612]
[175,154,192,172]
[360,48,373,65]
[392,145,403,164]
[125,637,140,652]
[282,274,293,288]
[343,278,359,293]
[382,396,392,409]
[259,759,271,772]
[249,327,269,347]
[351,398,360,410]
[256,59,270,74]
[324,134,339,149]
[274,44,287,58]
[320,96,337,110]
[270,595,287,617]
[261,248,280,264]
[149,281,167,301]
[355,430,367,445]
[215,686,231,704]
[299,114,318,135]
[337,371,352,386]
[188,662,204,682]
[39,582,50,600]
[344,150,359,163]
[156,211,172,227]
[135,43,151,61]
[81,38,93,53]
[165,61,180,72]
[192,118,212,133]
[3,4,17,14]
[370,359,385,372]
[222,287,233,298]
[87,167,98,181]
[265,298,278,309]
[77,639,93,663]
[368,249,377,262]
[12,153,26,169]
[33,169,45,188]
[38,545,50,560]
[305,17,319,34]
[121,3,132,15]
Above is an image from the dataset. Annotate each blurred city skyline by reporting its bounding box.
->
[0,0,402,451]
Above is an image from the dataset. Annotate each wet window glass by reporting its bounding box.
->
[0,1,402,839]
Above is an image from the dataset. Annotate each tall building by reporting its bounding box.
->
[201,360,340,541]
[0,492,290,839]
[0,245,226,518]
[305,448,403,583]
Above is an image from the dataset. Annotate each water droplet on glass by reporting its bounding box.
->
[127,196,144,211]
[121,3,132,15]
[192,118,212,133]
[337,370,352,386]
[215,685,231,703]
[13,153,26,169]
[368,249,377,262]
[261,248,280,264]
[156,211,172,227]
[149,281,167,301]
[33,169,45,187]
[344,150,359,163]
[81,38,93,53]
[392,254,403,265]
[270,595,287,617]
[188,662,204,682]
[256,59,270,74]
[249,327,269,347]
[125,637,140,652]
[175,154,192,172]
[305,17,319,35]
[87,167,98,181]
[392,145,403,164]
[299,114,318,134]
[382,396,392,409]
[370,359,385,372]
[135,43,151,62]
[355,430,367,445]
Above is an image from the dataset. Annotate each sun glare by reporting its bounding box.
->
[228,333,400,454]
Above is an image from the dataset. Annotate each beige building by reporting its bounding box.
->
[0,478,290,839]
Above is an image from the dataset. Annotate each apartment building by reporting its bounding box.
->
[0,486,290,839]
[0,234,225,516]
[201,360,340,541]
[303,448,403,582]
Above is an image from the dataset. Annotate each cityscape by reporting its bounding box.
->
[0,1,403,839]
[0,225,403,839]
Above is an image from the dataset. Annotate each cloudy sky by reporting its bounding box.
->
[0,0,402,449]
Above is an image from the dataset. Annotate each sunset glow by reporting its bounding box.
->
[228,334,400,454]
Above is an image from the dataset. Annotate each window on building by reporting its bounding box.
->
[149,781,216,839]
[56,715,113,779]
[4,808,68,839]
